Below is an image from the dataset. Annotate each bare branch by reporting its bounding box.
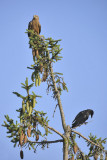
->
[71,129,106,153]
[77,145,86,160]
[48,52,66,132]
[28,139,63,144]
[46,124,65,138]
[70,133,86,160]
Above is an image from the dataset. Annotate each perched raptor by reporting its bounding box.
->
[28,15,41,57]
[28,15,41,36]
[72,109,94,128]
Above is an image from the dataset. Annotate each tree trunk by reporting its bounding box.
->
[63,139,69,160]
[63,126,71,160]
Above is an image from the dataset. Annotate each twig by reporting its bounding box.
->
[48,52,66,132]
[46,125,65,138]
[77,145,86,160]
[70,132,86,160]
[28,139,63,144]
[71,129,106,152]
[53,104,58,118]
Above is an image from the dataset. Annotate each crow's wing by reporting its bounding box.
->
[72,110,86,123]
[72,110,89,128]
[72,115,88,128]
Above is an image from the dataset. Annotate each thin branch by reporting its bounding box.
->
[71,129,106,153]
[28,139,63,144]
[46,124,65,138]
[77,145,86,160]
[70,131,86,160]
[48,52,66,132]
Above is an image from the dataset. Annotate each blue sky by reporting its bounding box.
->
[0,0,107,160]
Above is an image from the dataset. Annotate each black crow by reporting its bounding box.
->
[72,109,94,128]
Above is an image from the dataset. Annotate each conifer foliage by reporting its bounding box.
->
[2,26,107,160]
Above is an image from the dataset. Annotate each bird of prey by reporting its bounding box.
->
[72,109,94,128]
[28,15,41,58]
[28,15,41,36]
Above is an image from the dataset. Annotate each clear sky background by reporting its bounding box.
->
[0,0,107,160]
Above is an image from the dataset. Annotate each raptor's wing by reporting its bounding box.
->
[28,21,32,37]
[38,23,41,34]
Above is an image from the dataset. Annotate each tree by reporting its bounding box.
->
[2,25,107,160]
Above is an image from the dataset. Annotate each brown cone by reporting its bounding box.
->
[33,122,36,128]
[36,50,39,58]
[68,157,74,160]
[73,144,78,154]
[28,125,32,130]
[32,48,36,56]
[36,134,39,141]
[71,156,74,160]
[40,64,43,73]
[27,129,31,137]
[20,150,24,159]
[21,131,24,140]
[94,153,98,160]
[24,134,27,143]
[42,71,47,82]
[19,134,23,146]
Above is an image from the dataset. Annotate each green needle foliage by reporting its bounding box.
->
[68,133,107,160]
[2,28,107,160]
[2,78,51,151]
[2,31,68,156]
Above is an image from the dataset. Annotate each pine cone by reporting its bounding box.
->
[94,153,98,160]
[20,150,24,159]
[33,122,36,128]
[40,63,43,73]
[36,50,39,58]
[36,134,39,141]
[27,125,32,137]
[68,157,74,160]
[71,156,74,160]
[24,134,27,143]
[42,72,47,82]
[32,48,36,56]
[19,133,24,146]
[73,144,78,154]
[21,131,24,140]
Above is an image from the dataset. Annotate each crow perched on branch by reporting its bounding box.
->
[72,109,94,128]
